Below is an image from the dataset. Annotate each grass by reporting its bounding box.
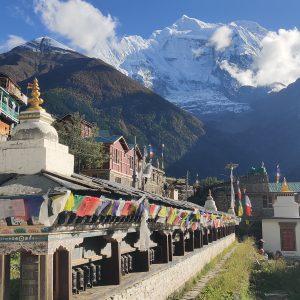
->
[167,241,237,300]
[197,239,256,300]
[251,257,300,299]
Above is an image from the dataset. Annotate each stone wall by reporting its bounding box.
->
[108,234,235,300]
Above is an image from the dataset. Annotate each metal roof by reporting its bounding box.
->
[95,135,122,144]
[268,182,300,193]
[0,170,233,216]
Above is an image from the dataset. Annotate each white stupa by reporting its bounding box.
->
[0,78,74,176]
[204,189,218,211]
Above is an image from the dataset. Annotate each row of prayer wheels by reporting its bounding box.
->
[72,248,159,295]
[72,262,102,294]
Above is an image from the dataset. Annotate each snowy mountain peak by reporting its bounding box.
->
[104,16,270,115]
[21,36,74,53]
[173,15,215,30]
[230,20,268,37]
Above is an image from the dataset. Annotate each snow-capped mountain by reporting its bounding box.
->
[20,36,75,54]
[104,16,269,114]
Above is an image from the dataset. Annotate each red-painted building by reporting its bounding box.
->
[82,136,143,187]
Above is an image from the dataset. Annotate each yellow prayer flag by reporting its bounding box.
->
[167,208,177,225]
[64,192,74,211]
[158,206,167,218]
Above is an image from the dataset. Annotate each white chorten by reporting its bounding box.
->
[0,78,74,176]
[204,189,218,211]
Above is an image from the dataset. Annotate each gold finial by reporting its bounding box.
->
[281,177,290,192]
[27,78,44,111]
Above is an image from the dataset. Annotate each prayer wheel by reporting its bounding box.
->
[75,268,85,291]
[121,256,125,275]
[83,265,92,289]
[89,263,97,286]
[96,263,102,283]
[20,253,39,300]
[72,269,78,294]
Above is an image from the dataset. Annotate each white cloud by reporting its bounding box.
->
[192,48,204,58]
[0,35,27,53]
[220,28,300,90]
[210,26,232,51]
[219,60,254,86]
[34,0,118,58]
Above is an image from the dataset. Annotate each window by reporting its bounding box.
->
[115,177,122,184]
[280,222,296,251]
[263,195,273,208]
[113,149,119,163]
[130,156,134,169]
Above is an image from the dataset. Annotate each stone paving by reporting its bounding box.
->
[180,244,238,300]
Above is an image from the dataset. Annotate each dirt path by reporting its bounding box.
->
[180,244,238,300]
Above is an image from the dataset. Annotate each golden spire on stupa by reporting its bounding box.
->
[281,177,290,192]
[27,78,44,111]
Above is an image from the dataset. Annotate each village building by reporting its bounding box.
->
[166,176,197,201]
[143,166,165,195]
[0,78,237,300]
[262,182,300,258]
[58,113,94,138]
[82,135,143,188]
[0,73,27,141]
[210,167,300,222]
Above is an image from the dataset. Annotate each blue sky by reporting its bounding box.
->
[1,0,300,47]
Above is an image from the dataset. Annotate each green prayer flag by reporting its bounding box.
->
[72,195,85,213]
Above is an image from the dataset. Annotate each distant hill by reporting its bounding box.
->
[169,79,300,181]
[0,37,204,167]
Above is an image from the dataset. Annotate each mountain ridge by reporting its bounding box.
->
[97,16,269,116]
[0,38,204,169]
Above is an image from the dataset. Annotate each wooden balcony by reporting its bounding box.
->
[0,87,19,123]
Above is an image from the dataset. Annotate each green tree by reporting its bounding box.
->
[53,113,107,173]
[189,176,223,205]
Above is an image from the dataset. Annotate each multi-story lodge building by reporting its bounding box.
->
[59,113,94,138]
[0,73,27,141]
[82,135,167,194]
[82,135,143,187]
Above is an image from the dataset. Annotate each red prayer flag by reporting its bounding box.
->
[245,195,252,216]
[76,196,100,217]
[121,201,132,216]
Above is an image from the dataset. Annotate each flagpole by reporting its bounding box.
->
[132,136,137,188]
[226,163,238,215]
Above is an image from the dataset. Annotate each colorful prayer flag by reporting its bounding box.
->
[72,195,85,212]
[121,201,132,216]
[167,208,177,225]
[236,180,242,200]
[158,206,167,218]
[64,193,74,211]
[0,198,26,219]
[238,200,243,217]
[76,197,100,217]
[245,195,252,216]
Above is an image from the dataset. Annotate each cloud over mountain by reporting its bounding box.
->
[0,35,27,53]
[220,28,300,91]
[34,0,118,57]
[210,26,232,51]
